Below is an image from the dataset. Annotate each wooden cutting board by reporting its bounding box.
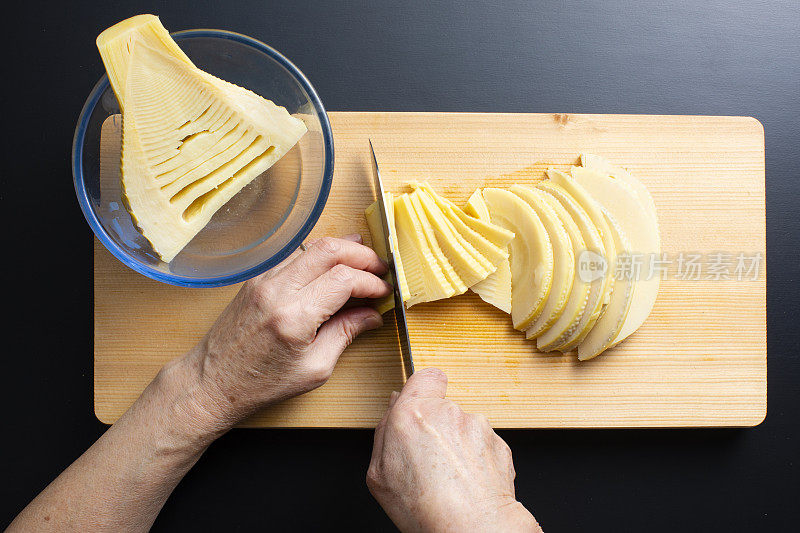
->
[94,112,766,428]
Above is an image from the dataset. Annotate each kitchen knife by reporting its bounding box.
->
[369,140,414,379]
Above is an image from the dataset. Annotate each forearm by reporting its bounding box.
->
[9,352,224,532]
[9,236,388,531]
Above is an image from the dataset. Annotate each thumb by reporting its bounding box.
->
[308,306,383,368]
[398,367,448,400]
[388,391,400,408]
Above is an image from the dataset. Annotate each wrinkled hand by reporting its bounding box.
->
[367,368,541,533]
[185,234,391,429]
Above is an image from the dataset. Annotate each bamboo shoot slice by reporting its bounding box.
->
[365,192,407,314]
[408,192,468,294]
[413,190,491,288]
[394,193,455,306]
[482,188,553,330]
[580,154,659,227]
[546,169,617,352]
[418,190,511,266]
[412,182,514,253]
[465,189,512,314]
[577,211,635,360]
[417,190,496,272]
[570,165,660,347]
[534,182,605,352]
[519,187,591,345]
[511,186,575,338]
[465,189,491,219]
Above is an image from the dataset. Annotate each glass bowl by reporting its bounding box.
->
[73,29,333,287]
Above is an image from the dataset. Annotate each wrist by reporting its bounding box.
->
[494,500,541,532]
[416,497,539,533]
[143,350,235,449]
[446,498,539,533]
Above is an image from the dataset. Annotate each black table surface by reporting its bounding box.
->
[3,1,798,531]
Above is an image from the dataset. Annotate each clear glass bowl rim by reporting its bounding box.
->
[72,29,334,288]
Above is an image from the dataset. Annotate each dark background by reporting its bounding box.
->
[2,0,798,531]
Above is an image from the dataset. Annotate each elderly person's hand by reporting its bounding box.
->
[183,234,392,430]
[9,234,392,533]
[367,368,542,532]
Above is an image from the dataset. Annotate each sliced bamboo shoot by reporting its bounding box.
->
[482,188,553,330]
[412,190,491,287]
[546,169,617,351]
[534,182,605,352]
[408,192,468,294]
[580,154,659,227]
[415,188,511,267]
[412,182,514,253]
[393,193,455,306]
[365,193,407,314]
[577,211,635,361]
[511,186,574,338]
[520,187,591,346]
[464,189,491,220]
[465,189,512,314]
[570,165,660,347]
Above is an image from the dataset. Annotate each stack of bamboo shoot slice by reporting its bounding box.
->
[365,155,659,360]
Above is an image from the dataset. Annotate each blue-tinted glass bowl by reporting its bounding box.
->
[73,30,333,287]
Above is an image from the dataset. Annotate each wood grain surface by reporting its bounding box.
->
[94,112,766,428]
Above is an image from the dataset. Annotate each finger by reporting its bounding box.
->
[370,409,390,468]
[252,246,304,283]
[307,233,362,246]
[505,442,517,483]
[492,432,516,481]
[306,306,383,371]
[278,237,387,287]
[255,234,365,284]
[258,238,320,283]
[370,389,399,467]
[398,367,448,400]
[388,391,400,408]
[302,265,391,325]
[472,413,492,433]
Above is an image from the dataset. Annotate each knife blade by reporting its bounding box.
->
[369,140,414,379]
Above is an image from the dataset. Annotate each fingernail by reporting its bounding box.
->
[342,233,362,243]
[388,391,399,407]
[364,312,383,329]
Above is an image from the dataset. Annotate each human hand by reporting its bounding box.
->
[366,368,541,532]
[7,235,391,533]
[180,234,391,431]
